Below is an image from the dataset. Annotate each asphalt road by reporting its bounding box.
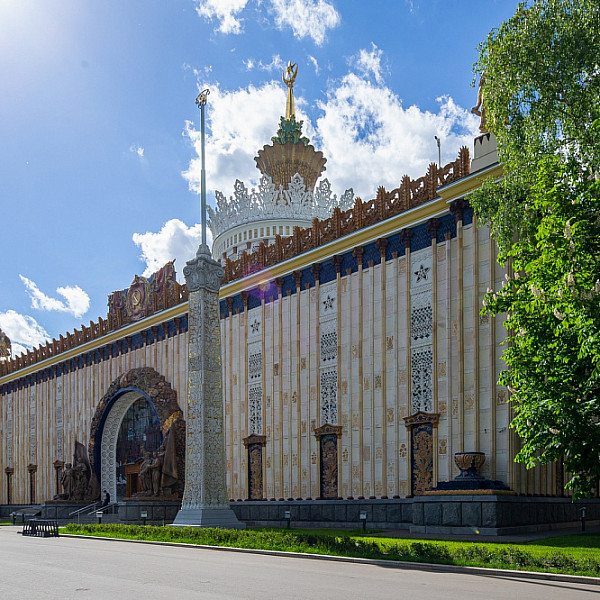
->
[0,527,598,599]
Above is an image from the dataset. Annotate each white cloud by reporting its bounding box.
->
[130,144,144,157]
[308,55,319,76]
[353,43,385,85]
[0,310,50,357]
[270,0,340,45]
[243,55,285,73]
[194,0,339,45]
[313,71,479,197]
[183,80,290,194]
[132,218,210,280]
[19,275,90,319]
[184,46,479,214]
[194,0,249,34]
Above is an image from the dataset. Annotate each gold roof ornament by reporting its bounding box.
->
[254,60,326,191]
[0,327,11,359]
[282,61,298,120]
[471,72,488,133]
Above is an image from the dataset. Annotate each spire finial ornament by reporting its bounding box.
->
[282,61,298,119]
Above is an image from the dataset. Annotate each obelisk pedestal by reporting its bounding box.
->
[173,244,244,528]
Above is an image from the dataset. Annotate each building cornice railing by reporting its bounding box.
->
[222,148,470,284]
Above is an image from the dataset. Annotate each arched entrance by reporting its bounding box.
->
[88,368,186,503]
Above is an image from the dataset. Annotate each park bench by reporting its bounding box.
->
[21,519,59,538]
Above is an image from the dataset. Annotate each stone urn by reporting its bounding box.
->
[454,452,485,479]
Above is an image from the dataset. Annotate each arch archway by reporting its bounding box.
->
[88,368,186,502]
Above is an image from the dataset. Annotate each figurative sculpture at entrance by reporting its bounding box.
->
[131,426,179,498]
[53,440,100,502]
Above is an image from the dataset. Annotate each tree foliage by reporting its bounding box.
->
[469,0,600,496]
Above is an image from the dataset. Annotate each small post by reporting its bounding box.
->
[580,506,587,532]
[359,511,367,532]
[141,511,148,526]
[96,511,103,525]
[284,509,291,529]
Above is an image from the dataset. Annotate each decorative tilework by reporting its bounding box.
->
[248,385,263,434]
[247,309,261,340]
[29,387,36,464]
[410,293,433,345]
[411,347,433,413]
[55,378,63,461]
[320,368,338,424]
[248,347,262,380]
[7,393,12,465]
[410,249,432,289]
[319,320,338,364]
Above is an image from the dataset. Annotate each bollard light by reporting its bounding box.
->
[140,511,148,526]
[579,506,587,532]
[284,510,291,529]
[96,511,103,524]
[359,511,367,532]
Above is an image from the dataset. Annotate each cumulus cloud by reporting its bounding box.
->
[270,0,340,45]
[0,310,50,357]
[353,43,385,85]
[183,80,290,194]
[195,0,249,35]
[19,276,90,319]
[184,48,479,204]
[314,73,479,197]
[132,219,209,280]
[195,0,339,45]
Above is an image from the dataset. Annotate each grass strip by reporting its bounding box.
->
[63,524,600,578]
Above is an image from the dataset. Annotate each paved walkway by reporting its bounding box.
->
[0,526,599,599]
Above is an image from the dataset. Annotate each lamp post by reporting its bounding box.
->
[195,88,210,247]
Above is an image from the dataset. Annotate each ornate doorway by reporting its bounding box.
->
[315,424,342,500]
[404,412,439,496]
[243,434,266,500]
[89,368,186,502]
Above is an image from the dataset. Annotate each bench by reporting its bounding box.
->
[21,519,59,538]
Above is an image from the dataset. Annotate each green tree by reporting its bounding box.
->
[469,0,600,496]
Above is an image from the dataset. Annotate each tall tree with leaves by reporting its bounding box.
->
[470,0,600,497]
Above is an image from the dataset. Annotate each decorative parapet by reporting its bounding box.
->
[0,148,470,378]
[208,174,354,241]
[221,148,470,284]
[0,262,189,378]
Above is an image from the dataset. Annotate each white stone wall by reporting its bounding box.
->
[220,218,557,500]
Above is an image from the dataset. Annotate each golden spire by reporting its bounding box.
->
[282,61,298,119]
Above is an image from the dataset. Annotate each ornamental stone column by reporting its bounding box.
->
[173,243,244,528]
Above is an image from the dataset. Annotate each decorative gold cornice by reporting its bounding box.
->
[439,163,503,202]
[0,302,188,386]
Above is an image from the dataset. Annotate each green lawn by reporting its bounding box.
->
[62,523,600,578]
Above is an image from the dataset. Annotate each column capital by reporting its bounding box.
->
[183,244,224,293]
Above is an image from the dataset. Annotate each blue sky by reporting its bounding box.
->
[0,0,520,356]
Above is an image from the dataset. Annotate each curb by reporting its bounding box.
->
[59,534,600,586]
